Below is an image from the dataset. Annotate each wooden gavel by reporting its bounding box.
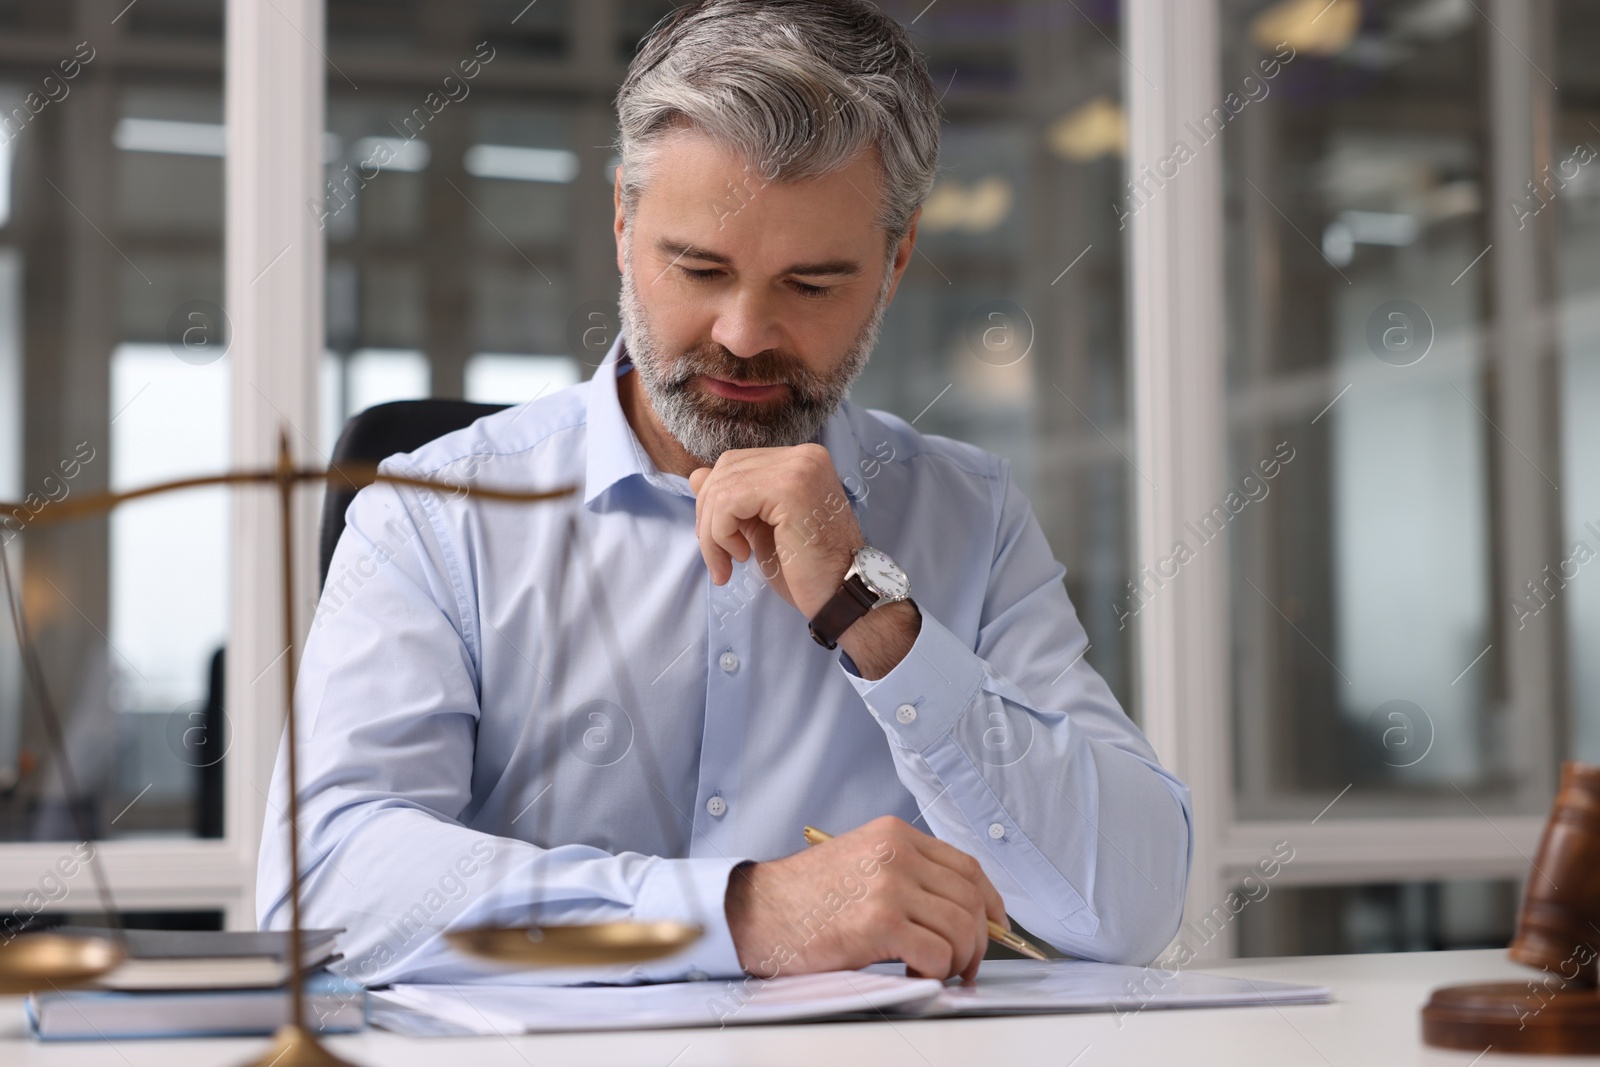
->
[1424,762,1600,1054]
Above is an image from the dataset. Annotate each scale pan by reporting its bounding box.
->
[0,932,125,994]
[445,922,703,967]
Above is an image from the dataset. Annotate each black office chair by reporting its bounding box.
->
[182,402,506,844]
[318,399,509,591]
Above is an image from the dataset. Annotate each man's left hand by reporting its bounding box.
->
[688,443,919,678]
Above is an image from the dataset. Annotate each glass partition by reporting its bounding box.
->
[1221,0,1511,818]
[0,5,228,841]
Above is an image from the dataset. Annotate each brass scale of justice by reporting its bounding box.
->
[0,432,703,1066]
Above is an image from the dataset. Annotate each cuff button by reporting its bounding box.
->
[895,704,917,724]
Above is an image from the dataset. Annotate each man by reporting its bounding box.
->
[259,0,1191,988]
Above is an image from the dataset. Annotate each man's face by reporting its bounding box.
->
[614,127,916,465]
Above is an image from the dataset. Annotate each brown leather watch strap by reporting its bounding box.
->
[808,573,878,649]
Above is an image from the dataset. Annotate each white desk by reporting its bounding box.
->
[1,949,1585,1065]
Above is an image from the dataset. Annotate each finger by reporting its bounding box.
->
[745,521,780,575]
[914,859,985,918]
[911,834,1009,928]
[712,465,795,577]
[976,874,1008,930]
[908,870,979,985]
[688,467,712,494]
[698,530,731,583]
[710,495,763,565]
[692,478,734,583]
[715,454,796,530]
[697,518,733,584]
[893,919,955,981]
[733,523,757,563]
[904,892,980,980]
[963,899,987,984]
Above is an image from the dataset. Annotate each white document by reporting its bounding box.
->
[872,958,1332,1017]
[370,960,1330,1036]
[370,970,944,1036]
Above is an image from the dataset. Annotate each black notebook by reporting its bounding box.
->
[42,927,343,991]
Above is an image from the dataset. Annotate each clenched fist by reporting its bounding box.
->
[689,444,921,679]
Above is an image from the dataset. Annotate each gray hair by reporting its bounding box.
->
[615,0,941,246]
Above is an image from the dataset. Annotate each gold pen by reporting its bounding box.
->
[801,825,1051,962]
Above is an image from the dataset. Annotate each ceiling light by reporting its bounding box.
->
[115,119,341,162]
[1321,208,1417,264]
[1048,97,1126,162]
[921,176,1013,235]
[1251,0,1362,57]
[113,118,224,157]
[352,136,430,173]
[463,144,579,184]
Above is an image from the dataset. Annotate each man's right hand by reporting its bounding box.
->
[723,815,1009,983]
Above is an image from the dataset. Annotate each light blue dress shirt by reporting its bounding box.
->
[257,337,1192,987]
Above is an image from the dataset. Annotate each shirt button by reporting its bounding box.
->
[719,651,739,673]
[895,704,917,724]
[988,822,1006,840]
[706,796,728,817]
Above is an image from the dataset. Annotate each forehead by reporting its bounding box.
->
[631,127,886,266]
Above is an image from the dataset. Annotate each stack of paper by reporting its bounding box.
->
[372,970,942,1036]
[370,959,1330,1036]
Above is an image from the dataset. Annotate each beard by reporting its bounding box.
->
[617,240,893,467]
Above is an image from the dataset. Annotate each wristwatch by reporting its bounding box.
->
[808,545,911,649]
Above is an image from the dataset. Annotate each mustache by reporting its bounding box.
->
[662,343,824,394]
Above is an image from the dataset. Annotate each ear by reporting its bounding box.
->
[613,167,628,276]
[883,205,920,306]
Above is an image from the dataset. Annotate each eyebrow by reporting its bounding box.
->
[656,238,863,279]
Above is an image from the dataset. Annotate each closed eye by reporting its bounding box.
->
[679,265,832,300]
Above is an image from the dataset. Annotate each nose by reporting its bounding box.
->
[709,287,784,359]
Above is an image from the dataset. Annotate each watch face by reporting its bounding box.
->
[855,546,910,601]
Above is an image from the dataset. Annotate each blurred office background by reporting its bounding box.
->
[0,0,1594,958]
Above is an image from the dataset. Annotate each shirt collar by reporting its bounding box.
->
[583,334,683,506]
[583,332,867,509]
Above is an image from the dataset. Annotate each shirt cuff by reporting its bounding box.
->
[841,609,986,753]
[632,854,750,981]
